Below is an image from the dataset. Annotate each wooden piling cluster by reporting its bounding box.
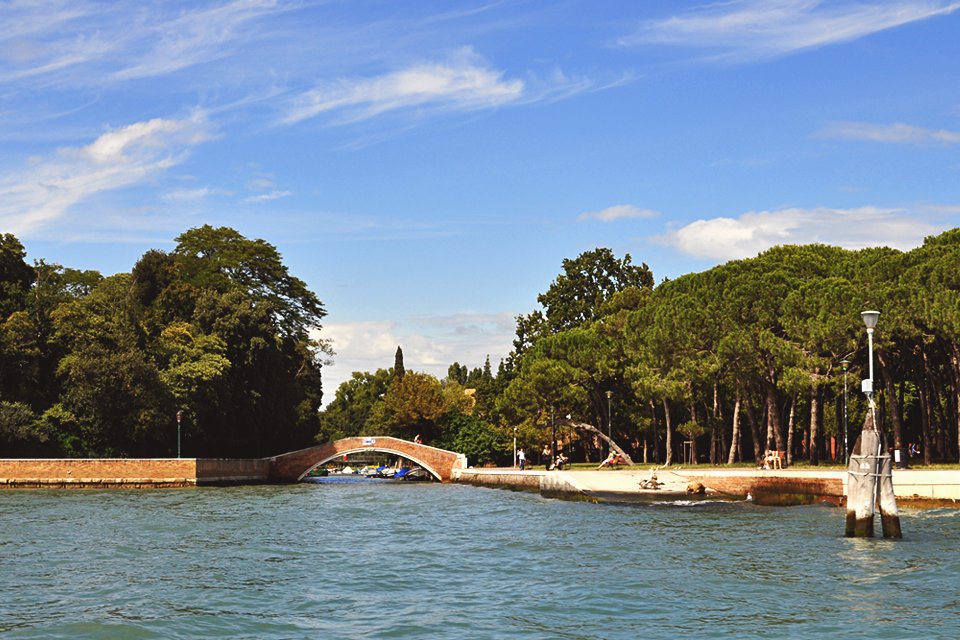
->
[845,408,902,538]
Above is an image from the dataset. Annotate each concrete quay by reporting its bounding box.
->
[452,467,960,507]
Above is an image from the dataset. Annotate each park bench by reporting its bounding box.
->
[762,450,786,469]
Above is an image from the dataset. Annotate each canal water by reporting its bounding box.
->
[2,481,959,639]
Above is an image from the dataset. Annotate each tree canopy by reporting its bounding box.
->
[0,227,326,458]
[6,227,960,468]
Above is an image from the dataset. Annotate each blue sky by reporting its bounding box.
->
[3,0,960,400]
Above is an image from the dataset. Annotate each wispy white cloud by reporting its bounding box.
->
[110,0,283,81]
[662,205,939,260]
[578,204,659,223]
[0,114,212,236]
[819,121,960,145]
[619,0,960,62]
[317,311,515,403]
[243,189,292,203]
[163,186,226,203]
[279,47,525,125]
[0,0,286,84]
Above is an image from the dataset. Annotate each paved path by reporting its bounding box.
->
[453,467,960,505]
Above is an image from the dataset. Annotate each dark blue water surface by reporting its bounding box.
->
[2,482,958,639]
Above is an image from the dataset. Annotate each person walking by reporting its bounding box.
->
[518,447,526,470]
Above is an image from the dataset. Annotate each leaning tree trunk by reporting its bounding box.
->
[727,390,742,465]
[567,422,634,465]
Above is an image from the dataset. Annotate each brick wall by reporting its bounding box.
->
[0,458,269,488]
[197,458,270,483]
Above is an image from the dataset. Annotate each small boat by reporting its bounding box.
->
[395,466,432,482]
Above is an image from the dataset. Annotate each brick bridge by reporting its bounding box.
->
[267,436,468,482]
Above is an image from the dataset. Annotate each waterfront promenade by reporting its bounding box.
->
[453,466,960,507]
[4,455,960,507]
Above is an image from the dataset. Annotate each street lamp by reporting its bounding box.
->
[860,311,880,410]
[605,390,613,456]
[176,410,183,459]
[840,359,850,464]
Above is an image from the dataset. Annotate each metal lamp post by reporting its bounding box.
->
[840,359,850,464]
[176,410,183,459]
[860,311,880,410]
[846,309,901,538]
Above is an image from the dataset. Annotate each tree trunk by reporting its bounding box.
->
[922,347,948,460]
[688,401,699,465]
[765,382,784,451]
[710,383,720,465]
[919,375,933,464]
[877,349,905,463]
[786,395,796,467]
[930,367,952,460]
[809,386,820,465]
[952,343,960,463]
[663,398,673,465]
[568,422,634,465]
[727,390,742,464]
[649,400,660,463]
[744,397,762,463]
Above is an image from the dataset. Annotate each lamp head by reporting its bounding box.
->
[840,359,850,371]
[861,310,880,330]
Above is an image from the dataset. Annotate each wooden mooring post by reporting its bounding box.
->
[844,408,902,538]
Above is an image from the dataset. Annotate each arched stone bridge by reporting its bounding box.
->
[267,436,468,483]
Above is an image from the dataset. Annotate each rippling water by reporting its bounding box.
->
[2,481,958,639]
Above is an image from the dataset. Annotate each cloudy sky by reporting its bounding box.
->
[3,0,959,400]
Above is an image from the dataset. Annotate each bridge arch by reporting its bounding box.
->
[267,436,467,483]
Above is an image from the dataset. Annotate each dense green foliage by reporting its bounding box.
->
[6,226,960,467]
[498,232,960,466]
[318,231,960,467]
[0,226,326,458]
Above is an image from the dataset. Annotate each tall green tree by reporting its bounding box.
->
[0,234,34,319]
[174,225,326,341]
[317,368,393,442]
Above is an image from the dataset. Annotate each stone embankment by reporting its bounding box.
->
[453,467,960,507]
[0,458,269,488]
[5,456,960,507]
